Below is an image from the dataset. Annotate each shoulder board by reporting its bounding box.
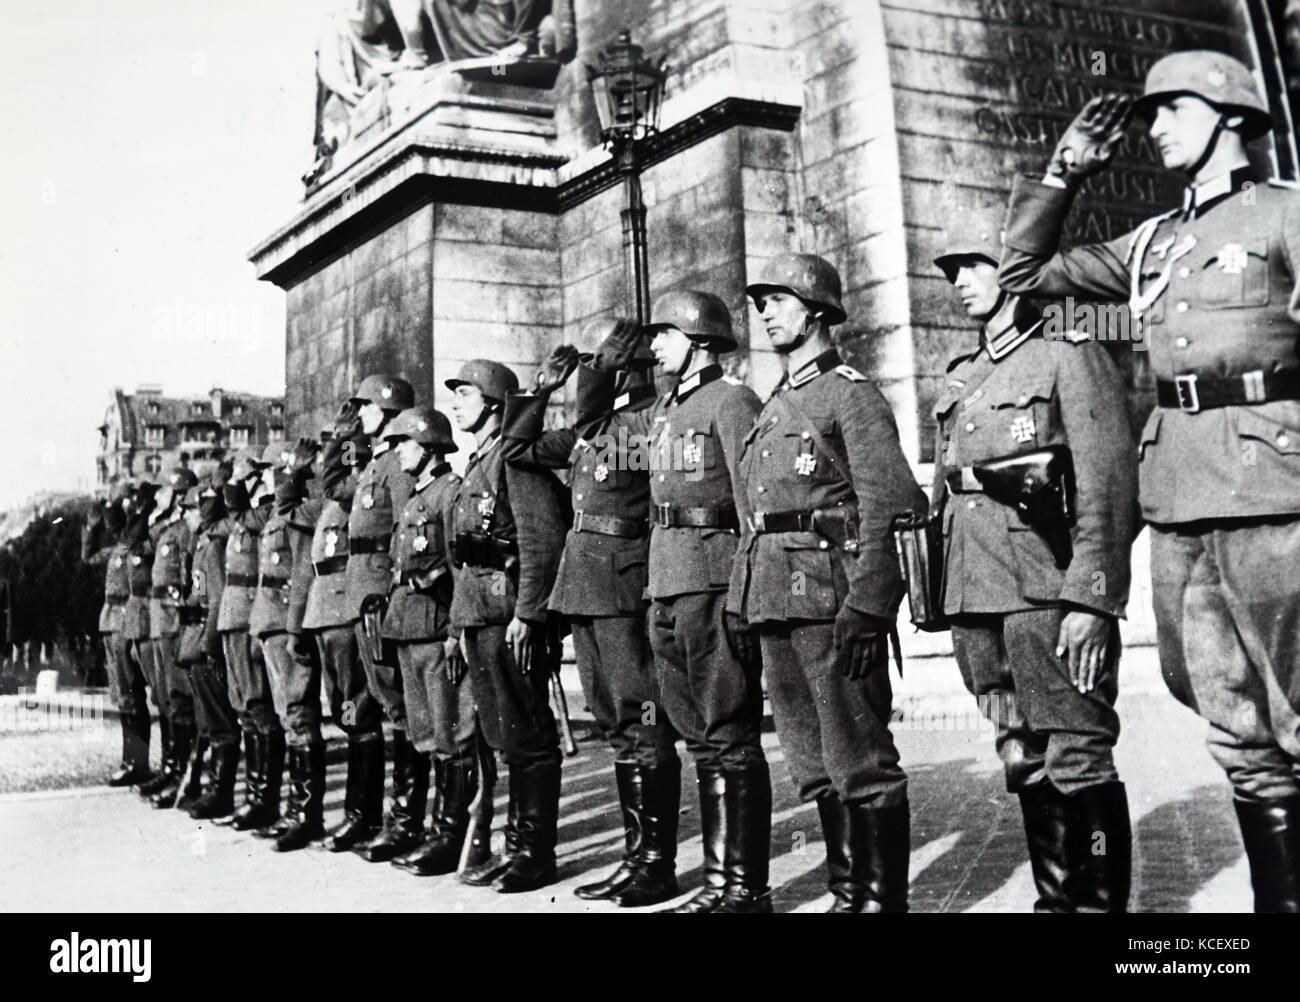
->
[1268,178,1300,190]
[721,374,743,386]
[835,364,867,382]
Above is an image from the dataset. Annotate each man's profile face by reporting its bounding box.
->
[650,326,693,376]
[1148,95,1225,172]
[951,260,1002,320]
[359,401,386,436]
[451,384,488,431]
[395,438,425,472]
[757,291,819,353]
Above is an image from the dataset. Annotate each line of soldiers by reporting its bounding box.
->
[81,48,1299,913]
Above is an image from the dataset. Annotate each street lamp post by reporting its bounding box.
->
[587,31,668,325]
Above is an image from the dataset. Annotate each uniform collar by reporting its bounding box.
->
[1182,162,1253,218]
[983,296,1042,361]
[778,349,842,393]
[415,461,452,493]
[371,439,392,458]
[613,383,656,412]
[665,364,722,405]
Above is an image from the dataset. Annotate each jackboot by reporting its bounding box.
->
[275,743,327,853]
[327,734,385,852]
[108,713,153,787]
[615,760,682,908]
[215,728,258,827]
[662,763,727,913]
[231,730,284,831]
[358,731,430,862]
[460,771,517,885]
[845,799,910,913]
[498,760,562,893]
[1233,796,1300,913]
[575,760,640,900]
[1070,781,1131,913]
[188,740,240,819]
[174,735,209,814]
[394,754,479,876]
[816,792,855,912]
[138,716,174,797]
[1017,782,1074,912]
[149,720,195,809]
[715,761,773,914]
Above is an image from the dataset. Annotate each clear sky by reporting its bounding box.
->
[0,1,338,509]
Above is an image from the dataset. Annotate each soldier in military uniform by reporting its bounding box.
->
[82,481,152,786]
[215,446,285,831]
[258,436,329,852]
[181,474,243,820]
[729,255,928,913]
[138,467,201,809]
[502,325,682,908]
[934,228,1139,911]
[447,360,569,894]
[119,478,161,785]
[379,406,486,876]
[586,292,770,913]
[331,375,424,863]
[998,50,1300,912]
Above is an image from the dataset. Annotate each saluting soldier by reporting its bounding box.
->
[215,446,285,831]
[333,375,424,864]
[447,360,569,894]
[182,474,244,820]
[502,324,682,908]
[82,481,151,786]
[117,478,162,786]
[998,50,1300,912]
[139,467,201,809]
[935,226,1138,911]
[587,292,770,913]
[379,406,487,877]
[730,255,928,913]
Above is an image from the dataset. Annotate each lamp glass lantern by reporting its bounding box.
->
[587,31,667,146]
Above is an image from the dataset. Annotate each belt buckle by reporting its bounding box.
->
[749,511,767,533]
[1174,373,1200,413]
[572,510,585,534]
[654,501,672,527]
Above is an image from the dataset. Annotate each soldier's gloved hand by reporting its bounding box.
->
[594,318,644,372]
[1057,608,1114,694]
[333,399,363,439]
[723,611,760,672]
[832,606,891,680]
[444,634,467,685]
[1048,93,1132,183]
[532,344,582,395]
[290,438,319,477]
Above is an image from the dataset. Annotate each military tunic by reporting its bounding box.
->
[149,514,194,729]
[182,518,240,749]
[216,485,278,735]
[502,376,677,766]
[595,364,765,769]
[730,350,927,806]
[934,315,1138,794]
[381,463,475,759]
[1000,167,1300,800]
[82,508,144,720]
[121,518,161,722]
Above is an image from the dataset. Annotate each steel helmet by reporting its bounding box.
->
[1132,50,1272,140]
[934,214,1006,282]
[351,374,416,412]
[445,360,520,403]
[644,290,737,353]
[163,467,199,492]
[746,253,846,326]
[382,406,459,453]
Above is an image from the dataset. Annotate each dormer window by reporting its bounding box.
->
[270,403,284,417]
[268,425,284,443]
[144,425,165,448]
[229,426,251,447]
[147,401,160,416]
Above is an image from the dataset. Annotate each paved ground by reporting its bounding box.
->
[0,648,1252,913]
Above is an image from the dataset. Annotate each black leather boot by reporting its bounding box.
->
[108,714,153,787]
[816,792,855,912]
[215,729,258,828]
[394,754,480,876]
[188,740,240,819]
[1070,781,1131,913]
[175,735,209,814]
[498,760,562,893]
[846,799,910,913]
[275,743,327,853]
[575,760,640,900]
[358,731,430,862]
[616,760,682,908]
[149,720,195,808]
[1018,782,1074,913]
[663,763,727,913]
[460,770,517,886]
[232,730,284,831]
[328,734,385,852]
[138,716,174,797]
[715,761,773,913]
[1233,796,1300,913]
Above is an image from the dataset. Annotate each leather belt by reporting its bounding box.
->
[179,607,207,626]
[349,536,390,555]
[225,573,257,588]
[150,585,182,600]
[259,576,291,590]
[651,503,738,530]
[572,510,647,538]
[129,586,151,598]
[1156,367,1300,413]
[312,555,348,577]
[105,596,128,607]
[747,510,816,533]
[944,467,984,495]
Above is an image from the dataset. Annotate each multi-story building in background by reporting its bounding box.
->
[96,385,285,487]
